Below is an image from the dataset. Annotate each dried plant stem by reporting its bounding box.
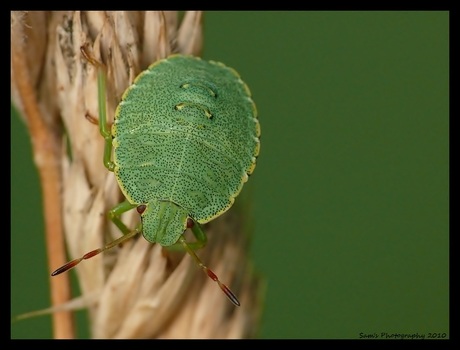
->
[11,31,74,338]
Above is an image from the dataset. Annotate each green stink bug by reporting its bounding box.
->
[51,46,260,307]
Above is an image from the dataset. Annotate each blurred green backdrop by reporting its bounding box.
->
[11,11,449,339]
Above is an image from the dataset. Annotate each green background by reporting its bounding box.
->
[11,11,449,339]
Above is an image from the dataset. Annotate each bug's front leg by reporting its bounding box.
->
[108,200,139,235]
[188,221,208,250]
[167,219,208,251]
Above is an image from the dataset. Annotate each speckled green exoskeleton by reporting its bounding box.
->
[51,47,260,306]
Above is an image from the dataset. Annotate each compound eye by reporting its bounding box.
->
[137,204,146,214]
[186,218,194,229]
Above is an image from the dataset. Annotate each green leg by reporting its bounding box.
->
[167,221,208,251]
[188,222,208,249]
[81,46,115,172]
[108,200,139,235]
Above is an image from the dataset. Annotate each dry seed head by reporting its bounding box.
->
[11,11,263,338]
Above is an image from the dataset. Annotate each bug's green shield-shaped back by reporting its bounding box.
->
[112,55,260,224]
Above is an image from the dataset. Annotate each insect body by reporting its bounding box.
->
[51,50,260,307]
